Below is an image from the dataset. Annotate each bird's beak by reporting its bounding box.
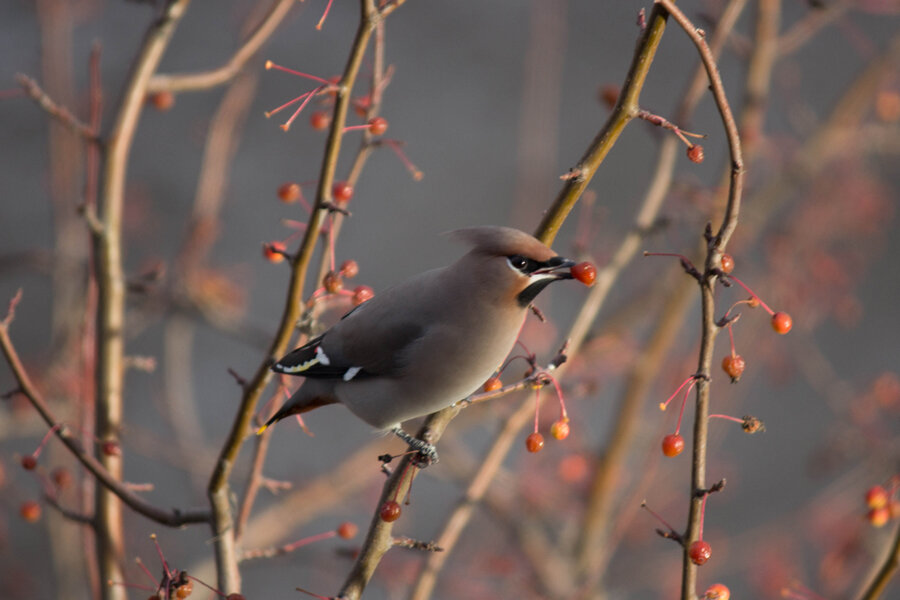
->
[535,257,576,279]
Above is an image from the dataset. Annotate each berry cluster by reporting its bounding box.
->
[865,480,900,527]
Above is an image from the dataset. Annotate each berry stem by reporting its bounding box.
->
[674,377,698,435]
[265,90,316,119]
[727,322,736,357]
[660,375,698,411]
[724,274,774,315]
[697,492,708,541]
[316,0,335,30]
[641,502,679,537]
[708,414,743,424]
[342,124,370,132]
[545,373,569,421]
[150,534,172,579]
[134,557,158,587]
[265,60,332,85]
[280,85,326,131]
[532,388,541,434]
[32,423,61,459]
[380,139,424,180]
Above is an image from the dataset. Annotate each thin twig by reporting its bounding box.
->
[16,74,101,144]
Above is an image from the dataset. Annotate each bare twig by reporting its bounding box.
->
[147,0,296,93]
[16,74,101,144]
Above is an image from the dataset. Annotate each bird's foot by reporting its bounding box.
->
[392,426,439,467]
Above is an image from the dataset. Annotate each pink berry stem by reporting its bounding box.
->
[708,414,743,424]
[674,377,698,435]
[532,388,541,434]
[315,0,335,30]
[134,557,159,587]
[265,61,332,86]
[283,530,338,552]
[32,423,61,459]
[641,502,678,534]
[381,139,424,180]
[725,274,774,315]
[342,124,370,132]
[281,85,326,131]
[660,374,697,411]
[727,322,736,357]
[265,90,315,119]
[546,373,569,421]
[328,214,336,272]
[150,534,172,579]
[184,573,229,598]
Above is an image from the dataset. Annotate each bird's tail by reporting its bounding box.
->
[256,384,338,435]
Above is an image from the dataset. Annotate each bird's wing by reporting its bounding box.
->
[271,320,425,381]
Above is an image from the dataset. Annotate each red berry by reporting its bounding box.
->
[352,285,374,306]
[719,253,734,274]
[558,454,589,483]
[20,500,41,523]
[323,271,343,293]
[550,420,570,440]
[687,144,705,164]
[705,583,730,600]
[340,259,359,279]
[661,433,685,457]
[482,377,502,393]
[771,312,792,334]
[101,440,121,457]
[148,91,175,111]
[21,455,37,470]
[52,467,72,490]
[866,485,889,509]
[721,355,745,382]
[525,432,545,453]
[379,500,401,522]
[277,182,302,203]
[689,540,712,565]
[368,117,388,136]
[309,110,330,130]
[332,181,354,204]
[599,84,619,109]
[263,242,287,263]
[868,506,891,528]
[570,262,597,287]
[337,521,358,539]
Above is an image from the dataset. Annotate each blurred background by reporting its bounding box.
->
[1,0,899,598]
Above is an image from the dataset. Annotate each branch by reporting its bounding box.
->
[16,74,101,144]
[0,300,210,527]
[205,0,399,594]
[857,521,900,600]
[146,0,296,93]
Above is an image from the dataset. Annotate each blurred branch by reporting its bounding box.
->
[0,295,211,527]
[15,73,101,144]
[147,0,296,93]
[206,0,399,594]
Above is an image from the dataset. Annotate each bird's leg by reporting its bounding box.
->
[391,426,439,466]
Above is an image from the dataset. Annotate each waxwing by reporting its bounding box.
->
[259,226,578,463]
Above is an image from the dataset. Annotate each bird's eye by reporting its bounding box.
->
[508,255,528,270]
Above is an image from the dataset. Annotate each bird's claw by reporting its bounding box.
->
[392,427,440,467]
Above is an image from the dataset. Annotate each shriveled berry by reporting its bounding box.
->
[570,262,597,286]
[719,253,734,274]
[352,285,374,306]
[550,420,570,440]
[482,377,502,393]
[101,440,121,457]
[277,182,302,203]
[868,506,890,528]
[20,500,41,523]
[687,144,704,164]
[264,242,287,263]
[332,181,353,203]
[689,540,712,565]
[337,521,358,539]
[379,500,401,522]
[662,433,685,457]
[309,110,331,130]
[866,485,889,509]
[741,416,765,434]
[148,91,175,111]
[323,271,343,293]
[340,260,359,279]
[721,355,745,382]
[705,583,731,600]
[368,117,388,136]
[771,312,792,334]
[174,580,193,599]
[21,455,37,470]
[52,467,73,490]
[525,432,545,453]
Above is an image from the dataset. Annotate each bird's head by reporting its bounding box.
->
[448,226,577,307]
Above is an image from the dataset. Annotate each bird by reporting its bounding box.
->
[258,226,580,464]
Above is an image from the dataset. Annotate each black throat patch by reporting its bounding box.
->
[517,278,555,307]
